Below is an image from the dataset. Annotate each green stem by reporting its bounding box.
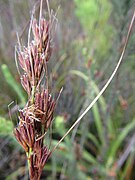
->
[27,148,33,179]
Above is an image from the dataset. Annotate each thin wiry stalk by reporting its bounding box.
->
[51,8,135,154]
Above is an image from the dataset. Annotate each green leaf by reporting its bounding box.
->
[70,70,89,81]
[92,102,105,144]
[55,116,66,136]
[91,80,115,135]
[83,150,97,164]
[1,64,26,105]
[0,116,13,135]
[106,119,135,168]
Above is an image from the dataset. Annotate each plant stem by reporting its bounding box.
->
[27,148,33,179]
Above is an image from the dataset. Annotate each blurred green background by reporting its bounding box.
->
[0,0,135,179]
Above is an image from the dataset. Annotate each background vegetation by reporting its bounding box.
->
[0,0,135,179]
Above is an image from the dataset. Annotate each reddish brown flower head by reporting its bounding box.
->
[14,7,57,179]
[17,17,52,96]
[34,89,56,130]
[29,139,51,179]
[21,73,31,96]
[18,44,45,94]
[32,18,52,61]
[14,111,35,152]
